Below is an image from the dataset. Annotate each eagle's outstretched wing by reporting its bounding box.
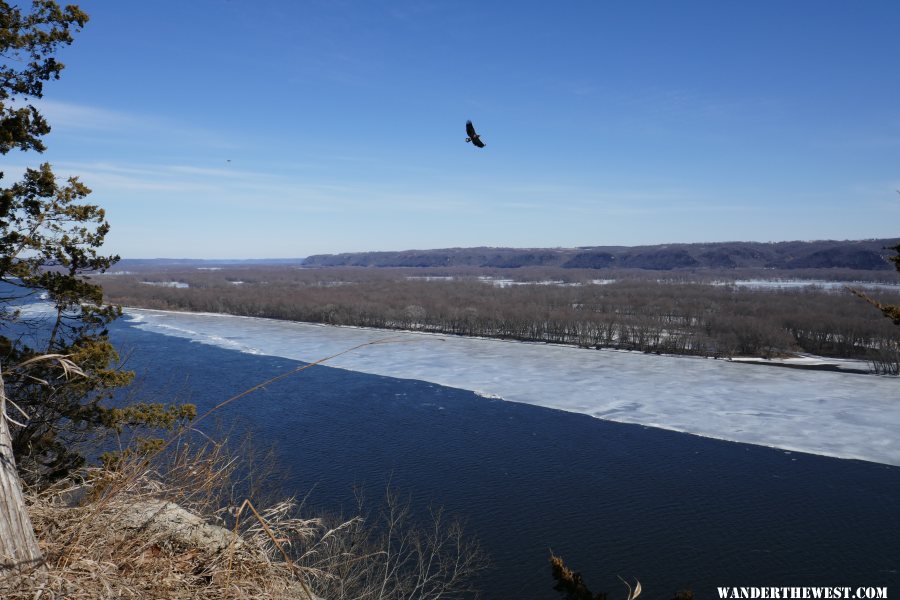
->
[465,120,485,147]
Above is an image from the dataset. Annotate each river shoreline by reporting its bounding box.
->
[118,306,900,467]
[119,304,879,375]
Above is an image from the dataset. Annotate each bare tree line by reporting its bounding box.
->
[100,266,900,373]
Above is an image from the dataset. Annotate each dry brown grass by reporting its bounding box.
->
[3,436,322,599]
[2,431,486,599]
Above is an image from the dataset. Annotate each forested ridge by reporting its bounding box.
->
[302,238,900,270]
[101,264,900,373]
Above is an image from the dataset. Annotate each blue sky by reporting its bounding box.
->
[7,0,900,258]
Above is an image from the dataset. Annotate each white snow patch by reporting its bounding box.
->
[141,281,189,288]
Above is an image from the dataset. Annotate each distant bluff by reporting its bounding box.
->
[303,239,900,271]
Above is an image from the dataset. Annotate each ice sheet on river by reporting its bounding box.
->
[125,309,900,467]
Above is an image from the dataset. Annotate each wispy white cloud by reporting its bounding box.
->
[31,99,239,150]
[33,99,143,132]
[9,158,479,217]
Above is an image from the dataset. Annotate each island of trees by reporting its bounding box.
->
[101,248,900,374]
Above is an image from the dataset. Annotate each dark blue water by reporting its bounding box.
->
[109,320,900,598]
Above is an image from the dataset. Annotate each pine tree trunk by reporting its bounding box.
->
[0,365,44,576]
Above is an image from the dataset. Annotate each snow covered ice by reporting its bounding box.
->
[126,308,900,467]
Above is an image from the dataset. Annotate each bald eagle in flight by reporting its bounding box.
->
[465,120,485,148]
